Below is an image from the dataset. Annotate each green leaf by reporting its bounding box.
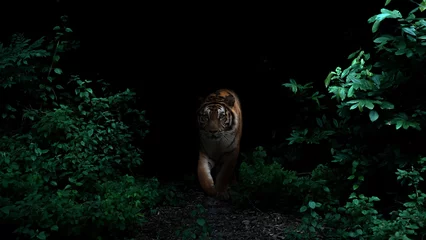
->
[196,218,206,226]
[0,206,11,214]
[369,9,403,33]
[395,49,405,55]
[369,196,380,202]
[372,21,381,33]
[374,36,393,43]
[323,186,330,193]
[53,55,60,62]
[341,68,350,78]
[348,232,357,238]
[347,86,355,98]
[403,27,416,36]
[37,231,47,240]
[420,1,426,12]
[65,28,73,33]
[316,118,323,128]
[369,110,379,122]
[380,101,394,109]
[308,201,316,209]
[324,72,333,87]
[300,206,308,212]
[385,0,391,6]
[54,68,63,75]
[365,101,374,110]
[56,85,64,89]
[51,225,59,231]
[333,119,338,128]
[403,202,416,207]
[348,49,361,59]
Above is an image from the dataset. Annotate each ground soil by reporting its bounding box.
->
[137,189,302,240]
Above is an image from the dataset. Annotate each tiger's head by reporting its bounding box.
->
[198,93,236,139]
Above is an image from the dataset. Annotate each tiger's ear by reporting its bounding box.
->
[224,95,235,107]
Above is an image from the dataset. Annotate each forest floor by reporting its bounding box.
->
[137,188,302,240]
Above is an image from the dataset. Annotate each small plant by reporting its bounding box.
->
[176,204,211,240]
[234,147,342,214]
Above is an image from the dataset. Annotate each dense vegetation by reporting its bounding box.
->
[235,1,426,239]
[0,16,161,239]
[1,0,426,239]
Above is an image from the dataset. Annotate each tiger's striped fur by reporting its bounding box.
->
[197,89,242,200]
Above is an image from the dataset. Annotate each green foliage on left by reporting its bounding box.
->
[0,16,160,239]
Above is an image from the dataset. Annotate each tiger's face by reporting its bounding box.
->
[198,104,233,139]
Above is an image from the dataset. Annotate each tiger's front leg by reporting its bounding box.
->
[214,148,239,200]
[197,151,217,197]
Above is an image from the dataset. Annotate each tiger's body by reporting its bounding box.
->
[197,89,242,200]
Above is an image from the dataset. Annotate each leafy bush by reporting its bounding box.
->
[284,1,426,239]
[234,147,342,212]
[0,16,160,239]
[236,0,426,239]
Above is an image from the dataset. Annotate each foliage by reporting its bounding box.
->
[283,0,426,239]
[233,147,297,208]
[236,0,426,239]
[176,204,211,240]
[234,147,343,213]
[0,16,160,239]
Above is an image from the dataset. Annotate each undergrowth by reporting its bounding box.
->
[233,1,426,239]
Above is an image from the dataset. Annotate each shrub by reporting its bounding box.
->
[236,0,426,239]
[284,1,426,238]
[0,16,160,239]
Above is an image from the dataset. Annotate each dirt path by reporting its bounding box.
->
[138,189,300,240]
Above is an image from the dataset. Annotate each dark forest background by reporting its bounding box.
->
[0,0,384,180]
[3,0,426,239]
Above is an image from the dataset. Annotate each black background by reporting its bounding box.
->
[1,0,389,180]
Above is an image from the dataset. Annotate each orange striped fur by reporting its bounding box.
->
[197,89,242,200]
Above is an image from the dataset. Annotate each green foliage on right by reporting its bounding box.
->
[235,0,426,239]
[0,16,160,239]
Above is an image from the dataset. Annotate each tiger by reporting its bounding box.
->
[197,89,242,200]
